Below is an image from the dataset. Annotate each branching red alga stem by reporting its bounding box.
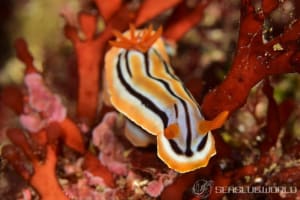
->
[201,0,300,119]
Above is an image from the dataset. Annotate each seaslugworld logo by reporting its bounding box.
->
[192,179,298,198]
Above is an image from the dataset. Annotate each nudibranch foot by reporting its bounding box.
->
[124,119,156,147]
[198,111,229,134]
[109,24,162,53]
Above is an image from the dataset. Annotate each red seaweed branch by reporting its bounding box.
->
[2,128,68,200]
[163,0,211,41]
[63,2,133,125]
[2,39,86,199]
[64,12,104,125]
[208,80,297,199]
[135,0,181,26]
[260,80,281,152]
[202,0,300,119]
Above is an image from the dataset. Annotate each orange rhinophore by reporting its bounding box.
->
[105,25,228,173]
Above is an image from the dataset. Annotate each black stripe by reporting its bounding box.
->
[182,83,195,100]
[184,109,193,157]
[125,51,132,77]
[144,51,193,157]
[117,53,168,128]
[153,49,195,101]
[174,104,178,118]
[153,49,179,81]
[197,134,208,151]
[169,139,184,155]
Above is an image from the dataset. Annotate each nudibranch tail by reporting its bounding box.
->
[157,131,216,173]
[198,111,229,134]
[109,24,162,53]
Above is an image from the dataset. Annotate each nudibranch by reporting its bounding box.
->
[104,25,228,173]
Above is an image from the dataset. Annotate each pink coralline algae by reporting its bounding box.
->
[144,171,177,198]
[92,112,178,198]
[19,188,32,200]
[92,112,128,176]
[63,171,115,200]
[20,73,67,133]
